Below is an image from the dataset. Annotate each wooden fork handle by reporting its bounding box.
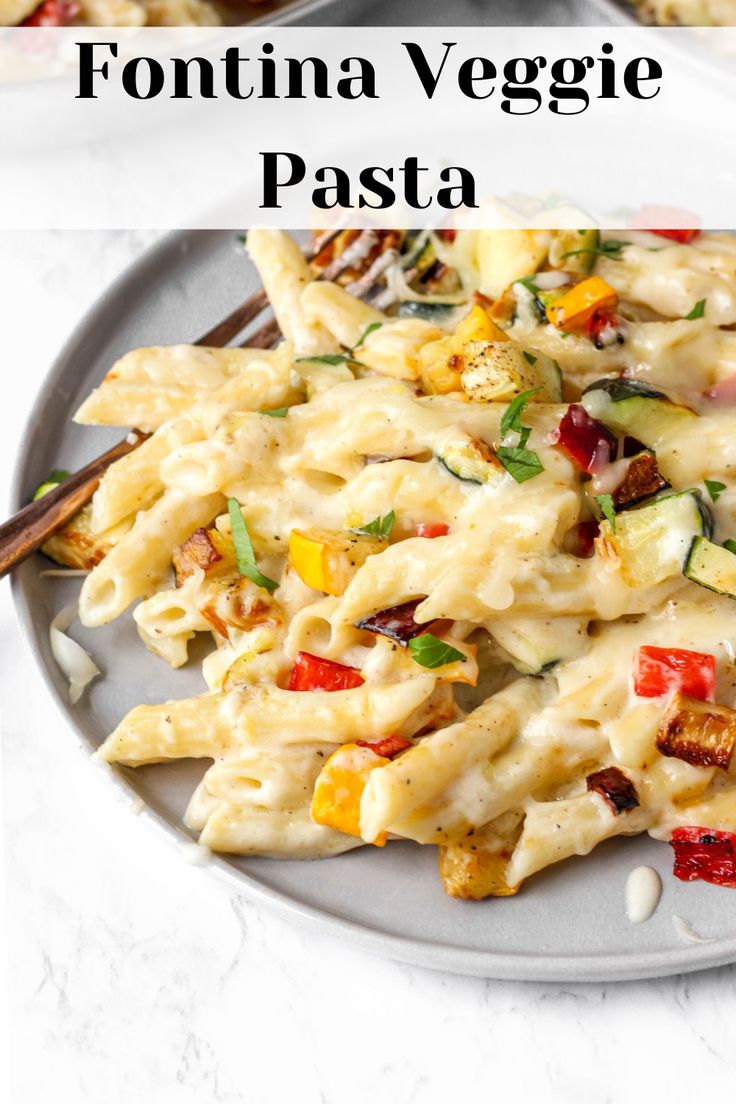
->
[0,430,149,580]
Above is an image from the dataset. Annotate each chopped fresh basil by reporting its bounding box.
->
[561,239,627,262]
[501,387,543,442]
[351,322,383,351]
[408,633,466,669]
[685,299,706,320]
[261,407,290,418]
[705,479,726,503]
[32,469,70,502]
[227,497,278,593]
[497,446,545,484]
[352,510,395,540]
[516,275,540,294]
[296,353,355,366]
[595,493,617,531]
[723,539,736,556]
[497,388,545,483]
[523,351,537,366]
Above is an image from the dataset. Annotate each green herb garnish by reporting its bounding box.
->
[227,498,278,594]
[723,540,736,556]
[561,239,628,262]
[523,351,537,366]
[685,299,706,320]
[237,232,248,246]
[595,493,617,531]
[705,479,726,503]
[352,511,395,540]
[496,447,545,484]
[32,469,70,501]
[408,633,466,669]
[497,388,545,484]
[261,407,290,418]
[500,388,543,444]
[351,322,383,351]
[516,275,540,294]
[296,354,356,367]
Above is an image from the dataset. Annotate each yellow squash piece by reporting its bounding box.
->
[311,744,389,845]
[288,527,387,596]
[460,341,562,403]
[418,304,510,396]
[438,812,524,899]
[475,229,551,299]
[545,276,618,332]
[454,304,509,346]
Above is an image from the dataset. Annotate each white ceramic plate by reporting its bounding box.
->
[12,229,736,981]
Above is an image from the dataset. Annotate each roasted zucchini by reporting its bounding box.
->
[583,378,696,446]
[597,490,711,587]
[684,537,736,599]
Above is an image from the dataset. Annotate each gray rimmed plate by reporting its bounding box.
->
[11,229,736,981]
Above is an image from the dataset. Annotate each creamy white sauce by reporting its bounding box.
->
[672,916,716,945]
[581,390,613,422]
[591,457,634,497]
[49,602,100,705]
[533,271,571,291]
[180,840,212,866]
[625,865,662,923]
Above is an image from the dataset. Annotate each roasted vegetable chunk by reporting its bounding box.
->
[288,527,387,596]
[633,646,716,702]
[586,767,639,814]
[671,827,736,886]
[173,527,223,585]
[657,693,736,771]
[546,276,618,332]
[417,304,508,395]
[460,341,561,403]
[356,598,428,645]
[439,813,523,900]
[356,734,413,759]
[42,504,129,571]
[612,452,669,510]
[287,652,364,692]
[311,743,389,845]
[436,430,504,485]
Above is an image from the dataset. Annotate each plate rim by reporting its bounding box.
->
[10,226,736,983]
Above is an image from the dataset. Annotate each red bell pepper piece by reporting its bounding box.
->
[633,646,716,702]
[568,519,599,559]
[650,229,700,244]
[416,522,450,538]
[586,309,624,350]
[356,734,413,759]
[629,206,699,243]
[671,826,736,887]
[287,652,364,692]
[554,404,617,474]
[22,0,79,24]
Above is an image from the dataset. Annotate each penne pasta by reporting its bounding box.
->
[44,228,736,899]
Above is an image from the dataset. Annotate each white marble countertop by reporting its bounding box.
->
[3,231,736,1103]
